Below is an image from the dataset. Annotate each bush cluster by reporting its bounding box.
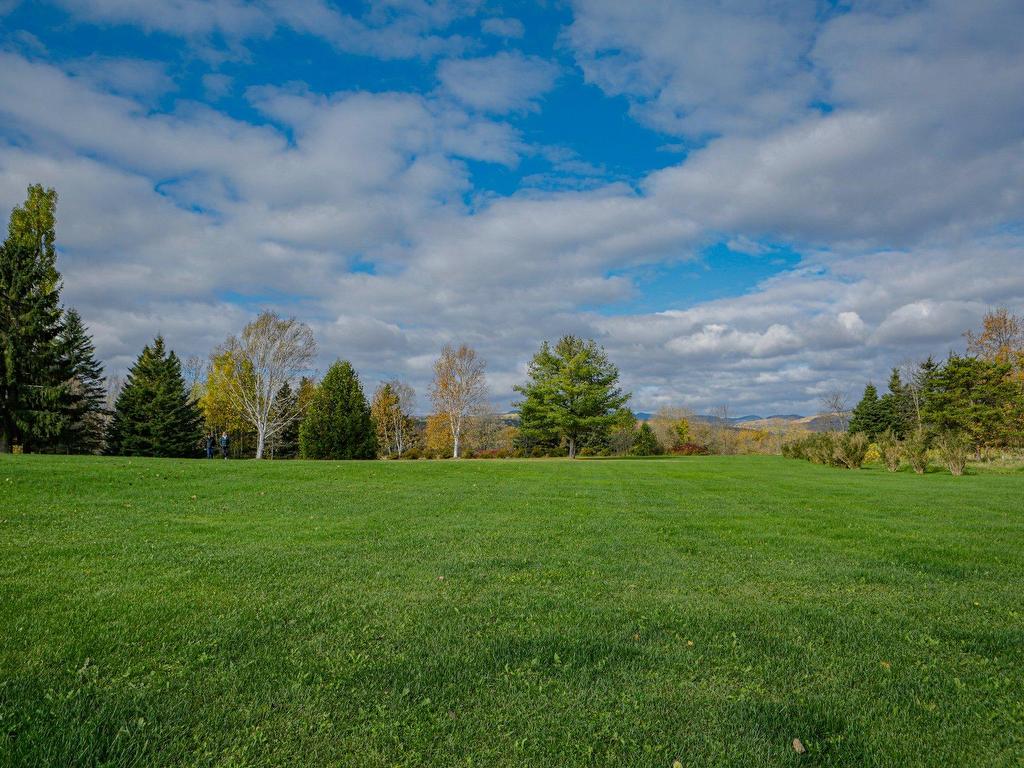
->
[781,432,870,469]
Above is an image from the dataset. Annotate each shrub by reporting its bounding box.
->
[401,446,423,460]
[864,443,882,464]
[834,432,869,469]
[903,430,930,474]
[473,448,509,459]
[876,428,902,472]
[807,433,840,466]
[934,431,970,476]
[672,442,711,456]
[782,433,835,464]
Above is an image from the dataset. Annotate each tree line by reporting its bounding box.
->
[784,307,1024,474]
[1,185,656,460]
[7,184,1018,465]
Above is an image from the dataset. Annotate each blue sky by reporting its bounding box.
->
[1,0,1023,414]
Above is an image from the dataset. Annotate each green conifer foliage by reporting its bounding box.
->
[299,361,376,459]
[0,186,69,452]
[106,336,203,457]
[54,308,107,453]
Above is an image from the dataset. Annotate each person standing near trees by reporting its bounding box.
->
[219,431,229,459]
[205,434,214,459]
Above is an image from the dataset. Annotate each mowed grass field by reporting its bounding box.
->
[2,456,1023,767]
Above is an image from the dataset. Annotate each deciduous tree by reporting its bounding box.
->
[429,344,487,459]
[965,307,1023,366]
[220,312,317,459]
[371,380,416,457]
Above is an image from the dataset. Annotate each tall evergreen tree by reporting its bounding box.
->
[54,308,107,453]
[269,381,300,459]
[0,185,69,452]
[631,421,662,456]
[922,354,1020,449]
[514,336,630,458]
[848,383,887,438]
[299,361,376,459]
[879,368,913,437]
[106,336,203,457]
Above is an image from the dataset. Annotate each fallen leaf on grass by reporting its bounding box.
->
[792,738,806,754]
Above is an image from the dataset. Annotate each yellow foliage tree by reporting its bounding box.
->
[424,413,454,458]
[199,351,247,435]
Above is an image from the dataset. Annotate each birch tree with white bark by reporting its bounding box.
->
[371,379,416,457]
[429,344,487,459]
[222,312,317,459]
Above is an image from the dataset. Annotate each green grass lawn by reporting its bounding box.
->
[2,455,1022,767]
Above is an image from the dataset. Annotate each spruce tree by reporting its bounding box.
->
[55,308,107,453]
[0,185,70,452]
[848,383,886,439]
[879,368,913,437]
[631,421,662,456]
[299,361,376,459]
[270,381,300,459]
[106,336,203,457]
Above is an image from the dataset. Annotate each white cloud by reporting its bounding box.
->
[437,51,559,113]
[201,72,232,100]
[481,17,524,39]
[565,0,820,137]
[2,1,1024,416]
[51,0,477,59]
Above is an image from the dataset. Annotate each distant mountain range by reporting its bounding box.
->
[498,411,847,432]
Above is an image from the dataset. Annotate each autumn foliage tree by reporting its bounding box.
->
[219,312,317,459]
[371,380,416,457]
[965,307,1023,369]
[429,344,487,459]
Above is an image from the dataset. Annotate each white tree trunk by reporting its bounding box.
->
[453,432,460,459]
[255,428,266,460]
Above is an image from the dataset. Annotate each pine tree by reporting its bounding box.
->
[848,383,887,439]
[50,308,107,453]
[106,336,203,457]
[0,185,70,452]
[514,336,630,458]
[299,361,376,459]
[922,354,1020,450]
[631,422,662,456]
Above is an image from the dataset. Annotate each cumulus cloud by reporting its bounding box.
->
[481,17,524,39]
[2,0,1023,415]
[51,0,476,59]
[565,0,820,137]
[437,52,559,113]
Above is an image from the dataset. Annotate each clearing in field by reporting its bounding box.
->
[2,455,1023,767]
